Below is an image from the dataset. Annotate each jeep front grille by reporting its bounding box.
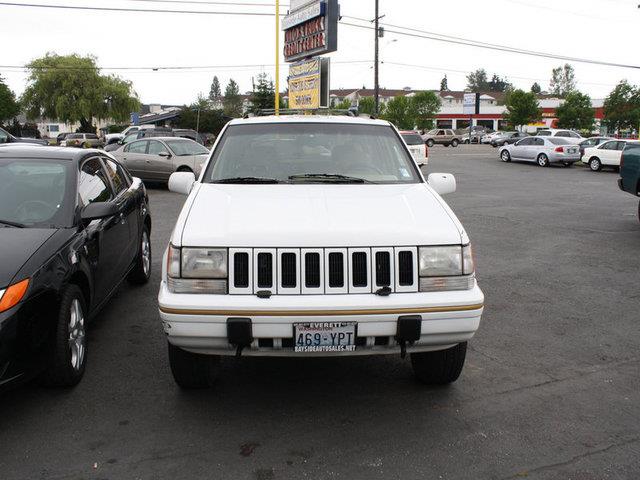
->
[228,247,418,295]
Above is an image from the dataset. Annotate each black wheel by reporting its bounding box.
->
[500,150,511,162]
[40,285,87,387]
[128,224,151,285]
[589,157,602,172]
[463,139,470,144]
[411,342,467,385]
[426,139,434,147]
[451,139,459,147]
[537,154,550,167]
[168,342,220,389]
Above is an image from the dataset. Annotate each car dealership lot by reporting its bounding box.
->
[1,145,638,479]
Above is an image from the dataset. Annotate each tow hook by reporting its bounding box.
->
[227,318,253,358]
[375,286,392,296]
[395,315,422,359]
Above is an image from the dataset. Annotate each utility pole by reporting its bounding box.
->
[374,0,380,115]
[275,0,280,115]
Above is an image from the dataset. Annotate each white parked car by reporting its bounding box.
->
[536,129,583,144]
[582,139,639,171]
[399,130,428,166]
[159,115,484,388]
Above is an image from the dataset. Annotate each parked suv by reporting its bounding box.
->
[618,142,640,222]
[63,133,104,149]
[160,115,484,388]
[423,128,463,147]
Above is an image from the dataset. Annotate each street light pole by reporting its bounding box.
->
[374,0,379,115]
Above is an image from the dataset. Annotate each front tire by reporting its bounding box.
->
[128,224,151,285]
[168,342,220,389]
[426,139,434,147]
[411,342,467,385]
[589,157,602,172]
[40,285,87,387]
[500,150,511,162]
[537,154,550,167]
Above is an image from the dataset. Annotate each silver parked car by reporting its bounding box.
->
[498,137,581,167]
[111,137,209,181]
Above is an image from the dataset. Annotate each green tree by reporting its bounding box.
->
[209,76,221,102]
[334,98,353,110]
[223,79,243,117]
[503,89,541,129]
[411,91,441,130]
[549,64,576,98]
[440,75,449,91]
[176,95,228,136]
[466,69,488,91]
[602,80,640,132]
[0,75,20,123]
[488,74,512,92]
[20,53,139,132]
[382,95,414,130]
[531,82,542,94]
[555,91,594,130]
[249,73,276,112]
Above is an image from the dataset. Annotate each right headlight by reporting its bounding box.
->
[166,245,228,294]
[418,245,474,292]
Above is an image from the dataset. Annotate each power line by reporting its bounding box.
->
[339,19,640,70]
[0,2,277,15]
[122,0,286,6]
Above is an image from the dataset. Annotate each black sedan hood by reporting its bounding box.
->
[0,228,57,287]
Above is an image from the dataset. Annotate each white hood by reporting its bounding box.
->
[176,183,464,247]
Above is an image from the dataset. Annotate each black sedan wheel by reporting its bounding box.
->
[537,154,550,167]
[40,285,87,387]
[128,225,152,285]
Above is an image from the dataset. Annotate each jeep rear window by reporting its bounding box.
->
[401,133,424,146]
[204,123,422,184]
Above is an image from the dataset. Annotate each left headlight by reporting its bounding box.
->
[418,245,474,292]
[181,248,227,278]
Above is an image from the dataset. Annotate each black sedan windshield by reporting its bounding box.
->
[0,158,74,228]
[205,123,421,184]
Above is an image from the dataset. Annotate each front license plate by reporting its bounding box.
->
[294,322,356,352]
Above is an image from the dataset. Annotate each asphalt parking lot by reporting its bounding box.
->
[1,145,639,480]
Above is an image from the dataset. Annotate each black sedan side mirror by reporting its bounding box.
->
[81,202,120,222]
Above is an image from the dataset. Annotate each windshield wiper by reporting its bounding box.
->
[214,176,283,184]
[288,174,374,184]
[0,219,26,228]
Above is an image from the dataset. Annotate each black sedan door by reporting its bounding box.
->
[78,157,131,305]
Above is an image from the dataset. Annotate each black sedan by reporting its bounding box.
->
[0,126,48,146]
[0,146,151,388]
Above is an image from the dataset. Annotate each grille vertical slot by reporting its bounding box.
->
[233,252,249,288]
[305,252,321,288]
[257,252,273,289]
[398,251,414,286]
[352,252,368,287]
[281,253,297,288]
[328,252,344,288]
[375,251,391,286]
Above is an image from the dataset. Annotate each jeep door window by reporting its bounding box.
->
[0,158,74,228]
[204,123,421,184]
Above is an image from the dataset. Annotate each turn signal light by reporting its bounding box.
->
[0,278,30,313]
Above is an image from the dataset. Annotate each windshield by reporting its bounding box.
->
[204,123,421,184]
[0,158,74,228]
[401,133,424,146]
[549,138,571,145]
[166,139,209,156]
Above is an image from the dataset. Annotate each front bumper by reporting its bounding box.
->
[158,281,484,356]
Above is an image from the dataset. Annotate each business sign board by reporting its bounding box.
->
[283,0,339,63]
[288,57,330,109]
[463,93,479,115]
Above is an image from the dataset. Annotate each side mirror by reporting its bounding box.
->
[81,201,120,221]
[427,173,456,195]
[159,151,172,158]
[169,171,196,195]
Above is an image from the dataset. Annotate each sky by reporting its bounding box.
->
[1,0,639,105]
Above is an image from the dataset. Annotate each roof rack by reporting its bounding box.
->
[245,109,378,119]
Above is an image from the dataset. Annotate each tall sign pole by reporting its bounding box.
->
[275,0,280,115]
[374,0,379,115]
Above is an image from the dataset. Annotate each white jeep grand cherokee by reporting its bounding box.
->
[159,115,484,388]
